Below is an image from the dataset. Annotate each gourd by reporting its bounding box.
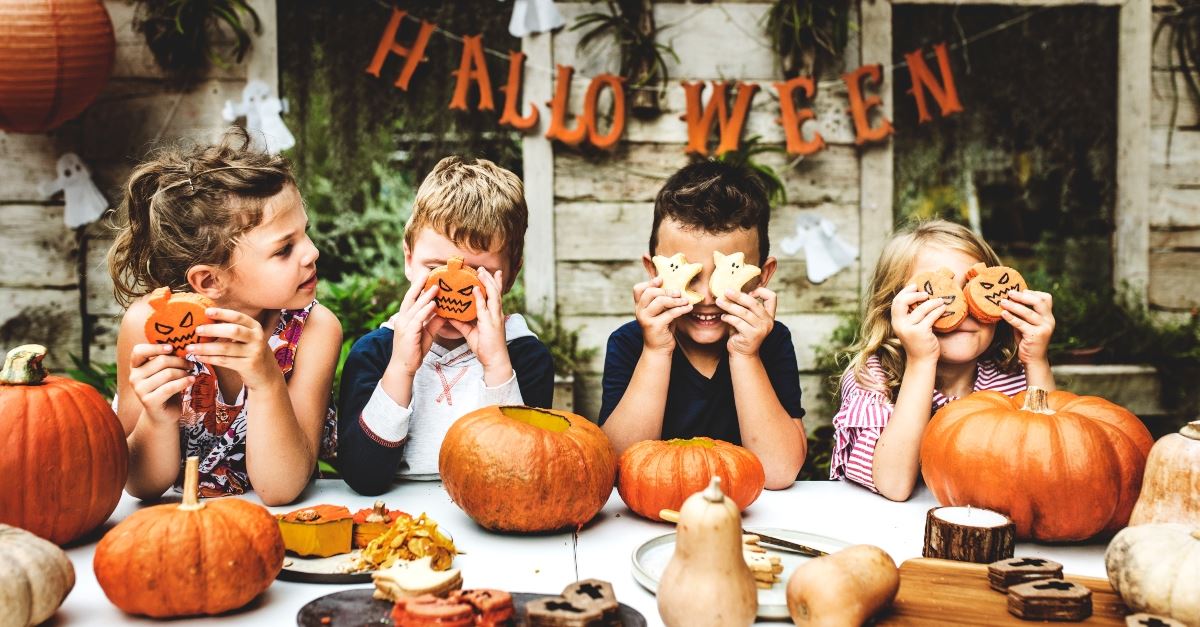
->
[0,524,75,627]
[93,457,284,617]
[0,344,128,545]
[439,406,616,533]
[657,477,757,627]
[1105,523,1200,624]
[921,387,1153,541]
[1129,421,1200,527]
[277,504,353,557]
[786,544,899,627]
[617,437,765,521]
[353,501,409,549]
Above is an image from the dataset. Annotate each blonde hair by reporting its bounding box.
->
[403,156,527,274]
[845,219,1019,400]
[107,127,295,307]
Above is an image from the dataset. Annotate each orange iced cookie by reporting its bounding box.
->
[912,267,968,332]
[964,263,1027,324]
[144,287,214,358]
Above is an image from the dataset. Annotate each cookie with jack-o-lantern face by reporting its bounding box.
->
[144,287,215,357]
[911,267,968,333]
[964,262,1026,324]
[423,256,487,322]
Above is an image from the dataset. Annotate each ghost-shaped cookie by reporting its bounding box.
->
[911,267,967,332]
[964,262,1026,324]
[709,251,761,298]
[651,253,703,304]
[144,287,215,358]
[39,153,108,228]
[222,80,295,154]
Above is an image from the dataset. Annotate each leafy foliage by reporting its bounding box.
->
[66,355,119,402]
[134,0,261,84]
[711,135,788,206]
[573,1,679,115]
[766,0,853,78]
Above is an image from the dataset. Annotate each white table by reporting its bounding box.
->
[59,479,1110,626]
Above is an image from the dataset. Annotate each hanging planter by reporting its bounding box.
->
[0,0,115,133]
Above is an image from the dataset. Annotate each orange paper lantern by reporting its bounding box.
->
[0,0,115,133]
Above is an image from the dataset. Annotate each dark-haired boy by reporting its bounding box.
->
[599,161,807,488]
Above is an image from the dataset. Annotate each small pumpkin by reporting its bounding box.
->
[0,524,75,627]
[786,544,899,626]
[617,437,765,521]
[657,477,757,627]
[144,286,215,358]
[1130,421,1200,527]
[0,344,128,545]
[439,405,616,533]
[423,257,486,321]
[1105,523,1200,624]
[963,263,1026,324]
[277,504,353,557]
[911,267,968,332]
[93,457,284,618]
[921,387,1153,541]
[353,501,410,549]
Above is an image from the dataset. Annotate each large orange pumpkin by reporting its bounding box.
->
[617,437,765,521]
[0,0,115,133]
[0,345,127,545]
[920,387,1153,542]
[439,406,616,533]
[93,457,284,617]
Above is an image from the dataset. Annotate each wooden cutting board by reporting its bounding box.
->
[877,558,1130,625]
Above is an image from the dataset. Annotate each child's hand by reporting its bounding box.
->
[388,273,439,378]
[187,308,283,391]
[1000,290,1055,365]
[892,284,945,363]
[447,268,512,382]
[128,343,193,424]
[719,287,777,357]
[633,276,693,355]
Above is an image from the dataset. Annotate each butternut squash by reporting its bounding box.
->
[786,544,900,626]
[657,476,757,627]
[1129,421,1200,527]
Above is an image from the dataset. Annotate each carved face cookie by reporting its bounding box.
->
[709,251,762,299]
[911,267,968,332]
[144,287,215,358]
[651,253,703,304]
[423,256,487,322]
[964,262,1026,324]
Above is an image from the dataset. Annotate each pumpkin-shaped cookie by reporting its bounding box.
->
[964,263,1026,323]
[144,287,214,358]
[709,251,761,299]
[652,253,703,304]
[423,257,486,322]
[912,267,968,332]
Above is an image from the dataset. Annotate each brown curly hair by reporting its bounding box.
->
[649,160,772,262]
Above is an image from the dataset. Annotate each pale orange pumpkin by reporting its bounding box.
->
[439,406,616,533]
[0,345,128,545]
[921,387,1153,542]
[1129,421,1200,527]
[617,437,765,521]
[93,457,284,617]
[423,256,486,322]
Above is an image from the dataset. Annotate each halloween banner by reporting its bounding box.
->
[365,8,964,156]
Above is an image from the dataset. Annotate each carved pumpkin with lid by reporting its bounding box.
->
[144,287,214,357]
[423,257,486,322]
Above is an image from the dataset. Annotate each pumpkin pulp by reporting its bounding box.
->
[667,437,716,448]
[500,406,569,432]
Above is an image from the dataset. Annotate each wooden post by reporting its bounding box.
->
[858,0,894,296]
[522,32,556,320]
[1115,0,1151,305]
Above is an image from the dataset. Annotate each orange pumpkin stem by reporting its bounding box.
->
[1182,421,1200,441]
[179,456,205,511]
[702,476,725,503]
[1020,387,1053,415]
[0,344,48,386]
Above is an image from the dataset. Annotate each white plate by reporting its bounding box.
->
[630,528,852,619]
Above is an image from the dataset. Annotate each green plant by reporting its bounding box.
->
[134,0,261,84]
[573,0,679,117]
[66,355,118,401]
[766,0,853,78]
[523,312,598,379]
[318,273,409,399]
[711,135,788,206]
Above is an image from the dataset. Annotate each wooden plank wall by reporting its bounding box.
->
[0,0,276,370]
[545,2,866,428]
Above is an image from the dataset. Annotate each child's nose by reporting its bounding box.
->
[694,267,716,303]
[301,237,319,265]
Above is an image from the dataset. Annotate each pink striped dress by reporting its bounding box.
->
[830,355,1026,492]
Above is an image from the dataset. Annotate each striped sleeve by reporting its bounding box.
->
[830,358,893,492]
[975,361,1027,396]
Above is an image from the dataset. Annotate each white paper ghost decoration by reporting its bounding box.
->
[39,153,108,229]
[222,80,295,154]
[780,215,858,284]
[509,0,565,38]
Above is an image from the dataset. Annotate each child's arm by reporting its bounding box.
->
[116,300,193,500]
[719,288,806,489]
[869,285,946,501]
[187,306,340,506]
[600,277,693,455]
[1000,290,1056,390]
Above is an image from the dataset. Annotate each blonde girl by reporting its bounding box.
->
[831,220,1055,501]
[109,128,342,505]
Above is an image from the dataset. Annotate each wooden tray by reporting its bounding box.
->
[296,589,648,627]
[878,558,1130,625]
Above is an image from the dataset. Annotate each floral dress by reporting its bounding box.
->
[176,300,337,497]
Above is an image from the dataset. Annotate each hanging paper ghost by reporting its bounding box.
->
[39,153,108,228]
[508,0,565,38]
[221,80,295,154]
[780,215,858,284]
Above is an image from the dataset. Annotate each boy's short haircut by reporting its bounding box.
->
[404,156,528,271]
[650,160,772,262]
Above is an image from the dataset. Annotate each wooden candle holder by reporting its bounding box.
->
[923,506,1015,564]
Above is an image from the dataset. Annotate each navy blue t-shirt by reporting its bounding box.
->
[598,321,805,444]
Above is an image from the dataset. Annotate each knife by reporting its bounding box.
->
[658,509,829,557]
